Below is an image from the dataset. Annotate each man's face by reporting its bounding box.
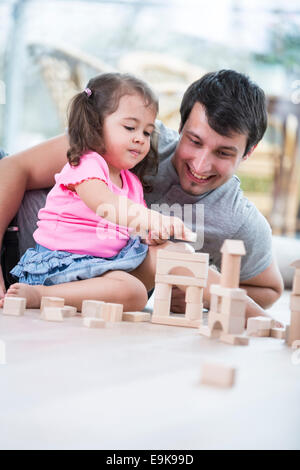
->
[172,103,249,196]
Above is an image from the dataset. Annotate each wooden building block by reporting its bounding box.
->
[3,297,26,316]
[40,296,64,312]
[61,306,77,318]
[41,307,64,322]
[185,286,203,304]
[290,295,300,312]
[292,274,300,296]
[210,284,247,300]
[201,362,236,388]
[291,260,300,295]
[153,299,170,317]
[154,283,172,300]
[220,240,246,289]
[288,310,300,346]
[157,250,208,263]
[102,303,123,322]
[83,317,106,328]
[122,311,151,322]
[151,314,202,328]
[219,333,249,346]
[155,274,207,288]
[257,329,271,337]
[156,258,208,278]
[220,296,246,317]
[271,328,286,339]
[81,300,104,318]
[247,316,272,336]
[185,302,202,321]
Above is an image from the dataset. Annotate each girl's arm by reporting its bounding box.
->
[75,179,195,241]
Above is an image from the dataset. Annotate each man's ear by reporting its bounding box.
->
[243,144,257,160]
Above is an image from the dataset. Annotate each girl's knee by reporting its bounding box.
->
[125,275,148,311]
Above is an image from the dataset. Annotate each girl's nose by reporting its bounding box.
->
[133,133,144,144]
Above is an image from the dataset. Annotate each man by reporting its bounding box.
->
[0,70,283,313]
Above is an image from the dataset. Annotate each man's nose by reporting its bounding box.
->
[192,149,212,173]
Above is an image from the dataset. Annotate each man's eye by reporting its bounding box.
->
[218,151,232,157]
[189,138,201,145]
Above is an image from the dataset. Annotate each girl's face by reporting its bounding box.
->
[102,93,157,175]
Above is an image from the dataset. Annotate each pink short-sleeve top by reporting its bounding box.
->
[33,151,147,258]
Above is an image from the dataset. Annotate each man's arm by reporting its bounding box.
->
[0,134,69,296]
[171,258,284,323]
[240,258,284,308]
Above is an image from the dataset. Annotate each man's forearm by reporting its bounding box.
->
[239,284,281,309]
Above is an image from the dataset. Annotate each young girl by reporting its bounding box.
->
[3,73,194,312]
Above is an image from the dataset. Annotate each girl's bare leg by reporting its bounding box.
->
[1,270,148,312]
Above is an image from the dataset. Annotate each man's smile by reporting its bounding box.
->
[185,163,216,183]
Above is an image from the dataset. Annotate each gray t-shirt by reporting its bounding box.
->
[144,121,273,281]
[17,121,272,281]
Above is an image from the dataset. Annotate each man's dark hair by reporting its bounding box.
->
[179,70,268,156]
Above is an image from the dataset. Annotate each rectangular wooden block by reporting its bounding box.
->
[210,284,247,300]
[290,295,300,312]
[185,302,202,321]
[122,311,151,322]
[156,258,208,278]
[271,328,286,339]
[102,303,123,322]
[83,317,106,328]
[220,333,249,346]
[40,296,64,312]
[154,283,172,300]
[247,316,272,335]
[185,286,203,304]
[3,297,26,316]
[157,250,209,263]
[292,274,300,295]
[81,300,104,318]
[221,296,246,317]
[152,314,202,328]
[201,362,236,388]
[61,306,77,318]
[41,307,64,322]
[155,274,206,288]
[153,299,170,317]
[256,329,271,337]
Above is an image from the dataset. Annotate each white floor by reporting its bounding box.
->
[0,291,299,450]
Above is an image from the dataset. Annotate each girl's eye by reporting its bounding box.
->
[144,131,151,137]
[124,126,135,131]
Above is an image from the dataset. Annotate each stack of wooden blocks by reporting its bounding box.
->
[151,249,209,328]
[199,240,249,345]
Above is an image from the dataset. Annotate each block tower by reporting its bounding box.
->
[287,260,300,348]
[151,249,209,328]
[199,239,249,345]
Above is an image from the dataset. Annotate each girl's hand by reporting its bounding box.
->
[149,211,196,242]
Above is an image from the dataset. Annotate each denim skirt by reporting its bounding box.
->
[10,236,148,286]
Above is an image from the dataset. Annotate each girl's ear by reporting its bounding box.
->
[243,144,258,160]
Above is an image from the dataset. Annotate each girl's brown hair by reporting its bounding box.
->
[67,73,159,191]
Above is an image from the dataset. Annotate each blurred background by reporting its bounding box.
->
[0,0,299,239]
